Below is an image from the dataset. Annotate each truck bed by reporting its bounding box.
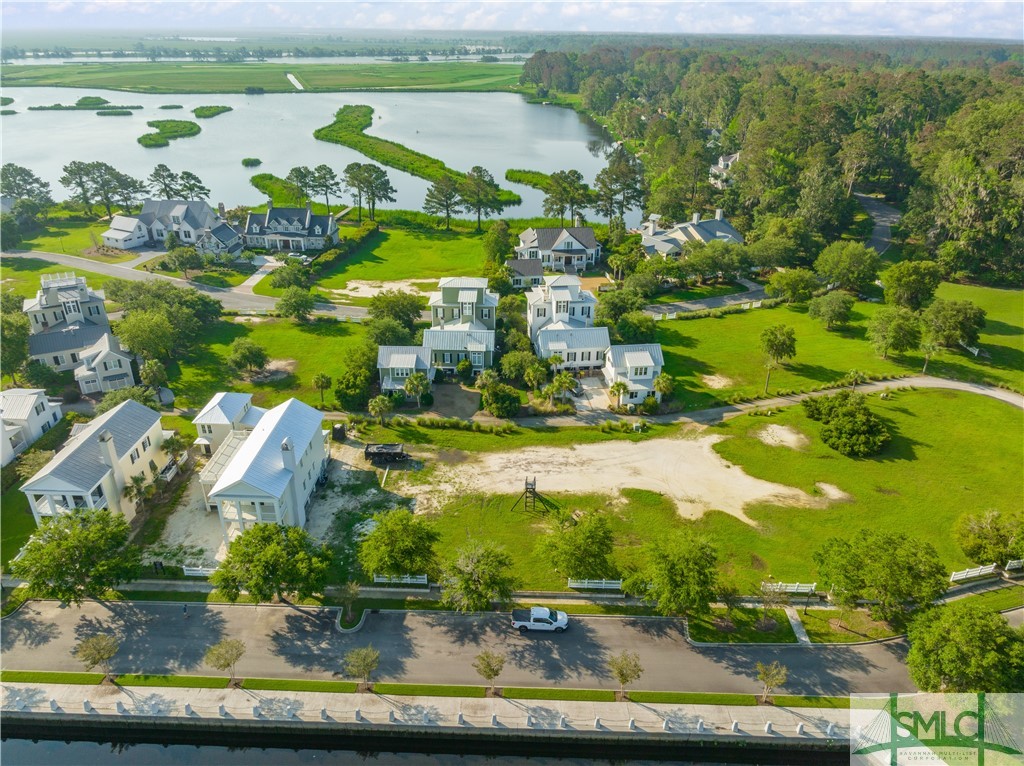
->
[511,609,532,623]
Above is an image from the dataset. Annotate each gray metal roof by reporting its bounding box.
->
[437,277,488,289]
[0,389,47,422]
[422,326,495,353]
[28,324,111,356]
[607,343,665,369]
[377,346,430,370]
[194,392,255,426]
[21,400,162,493]
[536,326,610,356]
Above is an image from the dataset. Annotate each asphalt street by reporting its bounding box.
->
[2,601,915,694]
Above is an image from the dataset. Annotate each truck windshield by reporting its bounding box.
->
[545,608,558,619]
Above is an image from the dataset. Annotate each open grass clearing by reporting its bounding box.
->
[688,607,798,643]
[800,609,901,644]
[1,256,118,297]
[648,281,748,306]
[14,221,132,261]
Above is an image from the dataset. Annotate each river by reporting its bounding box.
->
[0,88,627,223]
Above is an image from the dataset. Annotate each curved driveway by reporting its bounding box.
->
[1,600,913,695]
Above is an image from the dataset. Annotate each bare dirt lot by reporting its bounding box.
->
[402,434,842,525]
[756,424,810,450]
[325,279,435,302]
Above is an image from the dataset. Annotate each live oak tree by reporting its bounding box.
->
[338,581,361,622]
[277,286,316,321]
[623,531,718,619]
[210,524,333,603]
[227,337,269,373]
[75,634,120,675]
[953,510,1024,565]
[882,260,942,310]
[759,324,797,393]
[541,511,615,580]
[459,166,506,232]
[813,538,864,628]
[607,650,644,698]
[472,649,506,693]
[907,602,1024,693]
[116,309,175,360]
[440,542,518,613]
[358,509,440,579]
[367,289,423,332]
[766,268,819,304]
[868,306,921,358]
[808,291,855,330]
[367,317,413,347]
[10,508,142,606]
[205,639,246,683]
[422,176,462,230]
[921,299,986,349]
[813,241,881,293]
[167,246,204,279]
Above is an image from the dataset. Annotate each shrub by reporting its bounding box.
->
[803,391,890,457]
[62,386,81,403]
[159,104,183,110]
[241,158,262,168]
[193,105,232,119]
[137,120,201,148]
[456,359,474,383]
[96,110,132,116]
[420,391,434,407]
[639,395,660,415]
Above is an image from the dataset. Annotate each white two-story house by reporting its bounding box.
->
[243,200,338,252]
[515,227,601,273]
[23,273,138,394]
[20,400,173,527]
[200,398,328,543]
[192,392,268,456]
[526,275,608,371]
[0,389,62,467]
[102,199,243,258]
[421,277,497,373]
[603,344,666,405]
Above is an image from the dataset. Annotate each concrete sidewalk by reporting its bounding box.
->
[1,682,850,740]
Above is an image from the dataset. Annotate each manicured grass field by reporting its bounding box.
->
[1,62,521,93]
[692,389,1023,590]
[658,289,1023,409]
[627,691,757,705]
[169,316,369,410]
[0,671,104,685]
[648,281,747,306]
[14,222,133,261]
[800,609,901,644]
[1,256,116,297]
[242,678,357,693]
[1,488,35,569]
[687,607,798,644]
[373,683,487,698]
[145,264,256,288]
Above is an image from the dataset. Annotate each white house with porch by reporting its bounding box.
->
[201,398,328,543]
[603,344,666,405]
[515,227,601,272]
[377,346,432,396]
[243,200,338,252]
[73,333,136,395]
[19,400,173,527]
[0,389,62,467]
[639,209,744,258]
[102,199,243,258]
[192,392,267,455]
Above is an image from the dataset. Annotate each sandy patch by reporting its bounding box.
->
[233,316,269,324]
[410,435,836,526]
[157,478,229,565]
[701,374,734,389]
[249,358,297,382]
[756,424,810,450]
[816,482,853,502]
[304,443,381,543]
[327,279,436,300]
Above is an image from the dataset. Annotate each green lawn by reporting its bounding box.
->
[957,584,1024,613]
[242,678,357,693]
[144,264,256,288]
[648,281,747,306]
[14,221,133,261]
[0,671,104,685]
[117,674,229,688]
[169,316,369,410]
[658,288,1023,409]
[688,607,798,643]
[1,62,521,93]
[503,687,616,702]
[1,487,35,569]
[690,389,1023,591]
[254,227,486,298]
[628,691,757,705]
[373,683,486,698]
[800,609,901,643]
[0,256,116,297]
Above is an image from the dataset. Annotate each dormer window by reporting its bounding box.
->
[461,302,474,316]
[632,367,649,377]
[314,226,321,235]
[172,215,181,224]
[251,224,259,233]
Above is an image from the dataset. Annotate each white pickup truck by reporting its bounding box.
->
[510,606,570,634]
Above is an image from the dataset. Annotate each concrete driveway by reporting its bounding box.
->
[1,601,914,695]
[574,375,610,413]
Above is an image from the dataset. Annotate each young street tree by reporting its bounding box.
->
[338,581,361,622]
[422,175,462,230]
[459,166,506,232]
[607,650,644,699]
[168,246,204,279]
[440,542,518,613]
[75,634,120,675]
[907,601,1024,693]
[210,524,333,603]
[344,645,380,685]
[10,508,142,606]
[358,509,439,579]
[756,660,788,703]
[472,649,506,694]
[760,324,797,393]
[311,372,333,405]
[205,639,246,684]
[623,531,718,619]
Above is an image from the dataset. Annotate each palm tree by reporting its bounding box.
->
[311,372,332,405]
[846,369,867,391]
[652,373,674,401]
[547,354,564,371]
[474,369,499,390]
[122,473,149,513]
[368,394,394,426]
[550,371,575,404]
[160,433,186,458]
[524,363,547,392]
[609,381,628,408]
[920,339,940,374]
[404,371,430,407]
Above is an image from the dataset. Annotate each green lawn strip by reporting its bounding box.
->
[117,674,229,688]
[15,222,133,261]
[108,589,259,604]
[800,609,901,644]
[143,265,255,288]
[773,695,851,709]
[628,691,757,706]
[242,678,358,693]
[138,119,201,148]
[688,608,798,643]
[1,62,520,93]
[161,414,198,441]
[648,281,747,306]
[0,586,30,617]
[694,389,1023,591]
[956,585,1024,613]
[1,487,36,569]
[374,683,486,698]
[0,670,103,685]
[313,105,519,206]
[503,687,616,702]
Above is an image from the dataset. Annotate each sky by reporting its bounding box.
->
[1,0,1021,41]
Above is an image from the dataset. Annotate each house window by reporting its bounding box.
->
[172,215,181,224]
[251,225,259,233]
[314,226,321,235]
[52,355,65,366]
[72,495,85,507]
[34,402,45,415]
[70,353,79,363]
[629,391,638,400]
[581,351,591,361]
[435,308,443,319]
[53,311,62,321]
[570,307,576,316]
[632,367,649,377]
[597,351,604,361]
[567,352,577,362]
[536,308,547,318]
[480,308,491,320]
[182,231,192,240]
[103,359,122,371]
[471,351,483,367]
[556,301,568,313]
[41,421,50,433]
[452,308,461,319]
[130,448,140,464]
[582,307,591,318]
[155,228,163,237]
[142,436,152,451]
[88,305,100,316]
[394,368,410,378]
[52,412,58,423]
[443,352,452,365]
[461,302,474,316]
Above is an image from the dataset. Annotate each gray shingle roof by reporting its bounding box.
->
[21,400,161,493]
[508,258,544,278]
[245,206,334,238]
[520,227,600,251]
[28,324,111,356]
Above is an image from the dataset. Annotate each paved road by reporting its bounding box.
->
[853,193,901,256]
[1,601,914,695]
[2,250,369,318]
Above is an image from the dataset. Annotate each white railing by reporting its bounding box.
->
[763,581,816,595]
[373,574,428,586]
[568,578,624,591]
[950,564,999,583]
[1005,559,1023,572]
[182,565,218,577]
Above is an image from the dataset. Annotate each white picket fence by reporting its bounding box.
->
[568,578,624,591]
[373,574,428,586]
[182,565,218,577]
[950,564,999,583]
[763,581,816,595]
[1005,559,1023,572]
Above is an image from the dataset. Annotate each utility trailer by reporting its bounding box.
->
[364,443,409,463]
